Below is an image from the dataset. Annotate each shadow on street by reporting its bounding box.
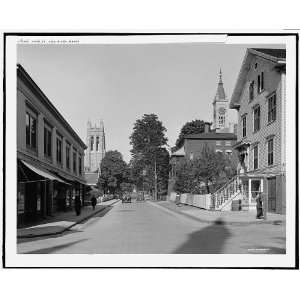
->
[18,206,114,244]
[22,239,88,254]
[173,218,232,254]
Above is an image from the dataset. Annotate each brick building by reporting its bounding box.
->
[230,48,286,213]
[17,64,87,226]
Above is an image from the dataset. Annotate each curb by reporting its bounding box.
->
[17,199,120,238]
[149,201,285,226]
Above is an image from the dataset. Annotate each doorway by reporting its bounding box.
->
[267,177,277,212]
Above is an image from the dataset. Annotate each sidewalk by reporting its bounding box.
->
[17,199,120,238]
[150,201,286,225]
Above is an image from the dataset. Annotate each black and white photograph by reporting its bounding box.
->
[3,33,298,268]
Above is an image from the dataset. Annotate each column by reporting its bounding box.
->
[248,178,252,206]
[62,137,66,170]
[52,127,57,165]
[37,113,44,159]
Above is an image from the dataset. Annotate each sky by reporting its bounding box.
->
[17,42,283,162]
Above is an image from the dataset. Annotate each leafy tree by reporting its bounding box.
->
[173,120,207,152]
[98,150,130,194]
[129,114,169,197]
[174,144,237,194]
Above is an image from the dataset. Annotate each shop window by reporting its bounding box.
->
[26,111,37,150]
[17,183,25,214]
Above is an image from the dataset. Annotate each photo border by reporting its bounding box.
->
[2,31,299,269]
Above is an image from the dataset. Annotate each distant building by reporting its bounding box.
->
[230,48,286,213]
[168,70,237,195]
[84,120,106,186]
[17,64,87,226]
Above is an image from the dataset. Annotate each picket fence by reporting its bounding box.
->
[168,192,212,210]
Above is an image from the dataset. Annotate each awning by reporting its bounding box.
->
[21,160,70,185]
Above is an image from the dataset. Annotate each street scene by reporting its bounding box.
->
[16,41,287,256]
[18,199,285,254]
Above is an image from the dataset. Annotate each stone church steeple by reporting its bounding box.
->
[84,119,106,172]
[212,69,229,132]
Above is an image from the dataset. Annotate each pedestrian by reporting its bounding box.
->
[75,194,81,216]
[254,191,263,219]
[91,195,97,210]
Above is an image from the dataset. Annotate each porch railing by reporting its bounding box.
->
[210,175,241,210]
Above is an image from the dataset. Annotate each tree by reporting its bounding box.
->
[173,120,207,152]
[129,114,169,197]
[98,150,130,194]
[173,144,237,194]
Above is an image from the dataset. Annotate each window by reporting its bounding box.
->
[268,93,277,123]
[218,115,225,127]
[96,136,99,151]
[25,112,37,150]
[226,150,232,155]
[190,152,194,160]
[253,105,260,132]
[216,149,223,153]
[78,155,82,175]
[268,138,274,166]
[249,81,254,101]
[216,141,222,146]
[73,150,77,174]
[44,125,52,158]
[225,141,231,146]
[253,144,259,170]
[66,143,70,169]
[90,136,94,151]
[257,71,264,93]
[242,115,247,137]
[56,135,62,165]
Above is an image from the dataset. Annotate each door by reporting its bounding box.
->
[268,177,276,212]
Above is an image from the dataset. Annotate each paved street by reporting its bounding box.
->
[18,201,285,254]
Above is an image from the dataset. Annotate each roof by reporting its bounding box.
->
[17,64,87,150]
[251,48,286,60]
[184,132,237,140]
[85,172,99,186]
[171,147,185,156]
[230,48,286,109]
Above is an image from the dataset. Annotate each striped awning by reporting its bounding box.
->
[21,160,70,185]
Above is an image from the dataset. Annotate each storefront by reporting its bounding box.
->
[17,160,70,226]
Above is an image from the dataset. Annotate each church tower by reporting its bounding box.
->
[212,69,230,132]
[84,119,106,172]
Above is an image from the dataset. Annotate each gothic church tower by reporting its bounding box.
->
[212,69,229,132]
[84,119,106,172]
